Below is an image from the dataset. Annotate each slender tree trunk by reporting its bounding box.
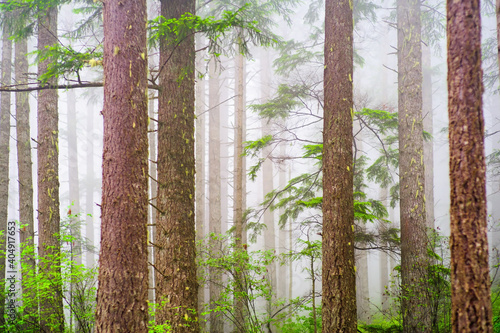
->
[85,105,94,267]
[148,95,157,316]
[208,56,223,333]
[354,124,370,323]
[422,44,434,229]
[311,253,317,333]
[95,0,149,331]
[322,0,356,331]
[356,227,370,322]
[397,1,431,331]
[261,49,277,321]
[195,35,206,331]
[155,0,199,331]
[66,89,81,332]
[278,141,288,301]
[447,1,493,331]
[37,5,64,331]
[220,67,229,237]
[0,19,13,326]
[67,89,82,264]
[233,49,246,331]
[378,188,390,313]
[15,33,37,326]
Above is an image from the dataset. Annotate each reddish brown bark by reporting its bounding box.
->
[37,5,64,331]
[154,0,199,331]
[322,0,356,331]
[95,0,149,331]
[447,1,493,332]
[397,1,431,331]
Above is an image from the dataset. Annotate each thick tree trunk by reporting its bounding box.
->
[15,33,37,326]
[155,0,199,331]
[208,56,223,333]
[0,19,12,325]
[95,0,149,331]
[37,5,64,331]
[447,1,493,332]
[85,105,94,267]
[67,89,82,264]
[397,1,431,331]
[322,0,357,331]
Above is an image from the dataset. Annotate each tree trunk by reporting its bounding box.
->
[85,104,94,267]
[195,35,206,331]
[0,18,12,326]
[378,188,390,313]
[397,1,431,331]
[447,1,493,331]
[208,56,223,333]
[67,89,82,264]
[220,66,229,237]
[260,49,277,321]
[37,5,64,331]
[95,0,149,331]
[354,124,370,323]
[322,0,356,331]
[233,49,246,331]
[422,44,434,229]
[278,141,288,301]
[15,32,37,326]
[148,95,157,316]
[154,0,199,331]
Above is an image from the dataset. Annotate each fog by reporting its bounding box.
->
[0,0,499,331]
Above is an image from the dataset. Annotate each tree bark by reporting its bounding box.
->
[0,17,12,325]
[67,89,82,264]
[278,142,288,301]
[148,95,157,316]
[195,35,206,331]
[397,0,431,331]
[261,49,277,321]
[37,5,64,331]
[378,189,390,313]
[208,56,223,333]
[354,124,370,323]
[15,32,37,326]
[422,44,434,229]
[85,104,94,267]
[95,0,149,331]
[155,0,199,331]
[447,0,493,331]
[233,49,246,330]
[322,0,357,331]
